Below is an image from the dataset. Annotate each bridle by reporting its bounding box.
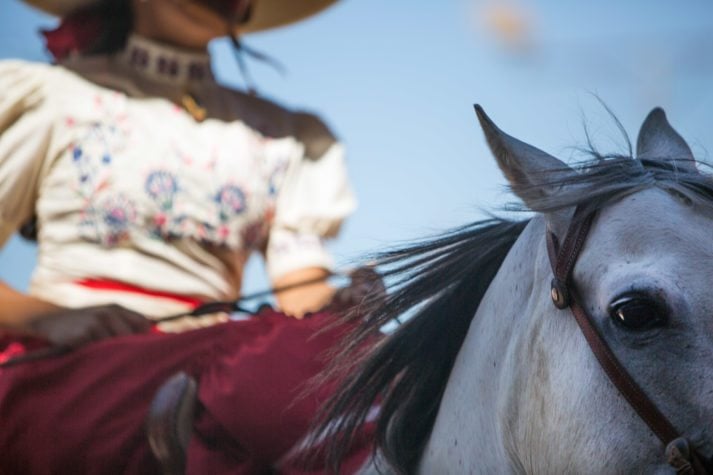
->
[546,205,713,474]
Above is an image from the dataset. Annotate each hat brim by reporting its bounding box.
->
[24,0,338,33]
[24,0,94,16]
[241,0,337,33]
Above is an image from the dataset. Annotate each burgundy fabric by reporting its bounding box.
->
[0,309,373,474]
[0,335,47,365]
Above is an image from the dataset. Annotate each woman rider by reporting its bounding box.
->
[0,0,378,472]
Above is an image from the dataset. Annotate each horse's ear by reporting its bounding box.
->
[636,108,696,173]
[474,104,574,207]
[475,105,575,235]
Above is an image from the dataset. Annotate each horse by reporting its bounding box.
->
[2,105,712,475]
[315,105,713,474]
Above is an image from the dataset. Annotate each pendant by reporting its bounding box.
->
[181,93,207,122]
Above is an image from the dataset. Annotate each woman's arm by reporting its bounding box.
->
[0,281,151,348]
[0,281,60,331]
[272,267,335,319]
[272,266,386,319]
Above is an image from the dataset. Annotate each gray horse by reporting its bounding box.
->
[314,106,713,474]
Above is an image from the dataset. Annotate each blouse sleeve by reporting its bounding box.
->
[0,61,54,247]
[265,115,357,280]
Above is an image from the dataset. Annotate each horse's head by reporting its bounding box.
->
[470,105,713,473]
[316,105,713,475]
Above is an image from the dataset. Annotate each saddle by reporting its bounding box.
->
[146,372,198,475]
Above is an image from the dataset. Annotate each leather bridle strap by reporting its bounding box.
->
[546,206,711,474]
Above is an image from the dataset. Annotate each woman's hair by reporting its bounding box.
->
[41,0,133,60]
[84,0,134,56]
[80,0,253,56]
[43,1,254,60]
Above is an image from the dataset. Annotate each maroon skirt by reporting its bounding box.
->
[0,309,373,474]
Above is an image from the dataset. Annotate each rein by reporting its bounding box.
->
[155,272,340,323]
[546,206,713,474]
[0,271,341,369]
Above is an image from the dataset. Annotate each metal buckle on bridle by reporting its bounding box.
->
[667,438,696,475]
[549,276,570,309]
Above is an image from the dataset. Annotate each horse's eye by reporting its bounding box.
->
[608,295,668,331]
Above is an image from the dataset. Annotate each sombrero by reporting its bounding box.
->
[24,0,338,33]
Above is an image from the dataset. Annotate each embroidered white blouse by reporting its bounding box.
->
[0,35,356,322]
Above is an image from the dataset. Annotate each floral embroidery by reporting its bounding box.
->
[142,172,253,244]
[144,171,189,240]
[145,171,178,209]
[214,184,247,219]
[211,184,248,243]
[80,193,137,246]
[69,121,138,247]
[66,111,282,249]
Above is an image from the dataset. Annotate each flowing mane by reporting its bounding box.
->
[314,146,713,474]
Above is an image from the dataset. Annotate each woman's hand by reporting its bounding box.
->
[273,267,335,319]
[273,266,386,318]
[28,305,152,349]
[329,267,386,315]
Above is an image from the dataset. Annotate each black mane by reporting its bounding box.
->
[311,218,528,473]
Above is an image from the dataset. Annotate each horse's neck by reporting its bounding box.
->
[419,217,548,474]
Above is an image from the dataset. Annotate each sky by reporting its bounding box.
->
[1,0,712,297]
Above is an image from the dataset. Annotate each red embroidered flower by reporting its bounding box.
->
[154,213,168,228]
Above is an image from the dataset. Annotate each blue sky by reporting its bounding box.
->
[1,0,712,296]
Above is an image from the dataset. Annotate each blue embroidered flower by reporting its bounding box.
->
[101,195,135,241]
[80,194,137,247]
[145,171,178,210]
[104,207,130,230]
[214,184,246,220]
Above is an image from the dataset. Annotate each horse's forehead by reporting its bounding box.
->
[584,187,713,262]
[598,188,713,245]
